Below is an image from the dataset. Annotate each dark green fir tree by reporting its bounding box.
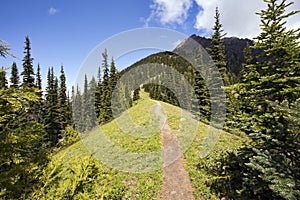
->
[21,36,35,88]
[44,68,61,145]
[133,88,140,101]
[209,7,230,86]
[99,49,111,123]
[219,1,300,199]
[0,68,7,89]
[58,65,70,130]
[10,62,19,89]
[36,64,42,90]
[95,66,102,117]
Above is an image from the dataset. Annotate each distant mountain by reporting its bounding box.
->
[174,34,262,76]
[122,34,262,79]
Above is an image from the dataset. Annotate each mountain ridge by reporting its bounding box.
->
[174,34,262,76]
[121,34,261,78]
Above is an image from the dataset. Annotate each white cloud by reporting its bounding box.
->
[194,0,300,39]
[145,0,300,38]
[146,0,193,25]
[48,7,58,15]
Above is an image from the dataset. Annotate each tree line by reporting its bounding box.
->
[72,48,132,133]
[0,36,73,198]
[0,36,135,198]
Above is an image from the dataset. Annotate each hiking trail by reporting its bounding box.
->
[155,102,195,200]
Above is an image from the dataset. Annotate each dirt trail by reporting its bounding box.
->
[155,102,195,200]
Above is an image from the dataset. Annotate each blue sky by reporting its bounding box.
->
[1,0,162,89]
[1,0,300,90]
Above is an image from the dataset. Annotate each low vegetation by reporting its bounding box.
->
[30,98,163,199]
[28,92,246,199]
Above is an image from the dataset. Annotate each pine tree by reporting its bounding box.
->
[231,42,257,133]
[95,66,102,118]
[59,66,67,105]
[243,42,253,70]
[10,62,19,89]
[66,90,73,126]
[0,41,48,199]
[228,0,300,198]
[109,57,118,93]
[192,70,210,121]
[108,57,118,117]
[99,49,111,123]
[225,43,254,132]
[21,36,35,88]
[0,68,7,89]
[82,74,90,131]
[88,77,98,129]
[73,85,84,132]
[44,68,61,145]
[0,85,49,199]
[36,64,42,90]
[209,7,229,86]
[33,64,44,123]
[0,71,48,200]
[71,86,75,128]
[58,65,69,130]
[133,88,140,101]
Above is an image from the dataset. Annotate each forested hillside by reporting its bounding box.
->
[0,0,299,199]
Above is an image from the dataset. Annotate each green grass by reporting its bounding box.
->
[159,101,247,199]
[34,98,162,199]
[34,91,247,199]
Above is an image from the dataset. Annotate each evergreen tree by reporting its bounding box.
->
[58,65,70,130]
[82,74,90,131]
[95,66,102,118]
[44,68,60,145]
[21,36,35,88]
[222,1,300,198]
[33,64,44,122]
[66,90,73,126]
[108,57,118,116]
[109,57,118,90]
[0,68,7,89]
[59,66,67,105]
[0,44,48,198]
[0,40,49,199]
[73,85,84,132]
[209,7,229,86]
[10,62,19,89]
[133,88,140,101]
[230,42,256,133]
[192,70,210,121]
[70,86,75,128]
[0,85,49,199]
[243,42,253,69]
[99,49,111,123]
[245,0,300,198]
[36,64,42,90]
[88,77,98,129]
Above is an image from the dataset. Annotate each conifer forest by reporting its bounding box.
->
[0,0,299,199]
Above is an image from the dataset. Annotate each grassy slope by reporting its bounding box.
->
[161,101,247,199]
[36,93,246,199]
[36,98,162,199]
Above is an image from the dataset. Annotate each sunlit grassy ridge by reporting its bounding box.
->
[160,101,247,199]
[36,98,162,199]
[35,91,246,199]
